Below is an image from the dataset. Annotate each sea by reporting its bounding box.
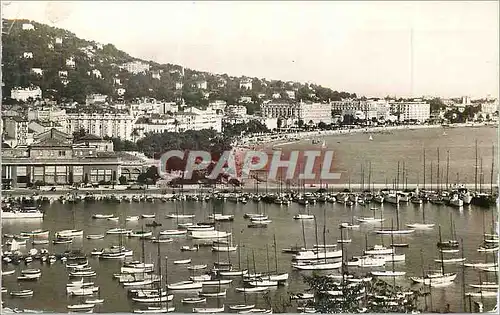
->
[1,126,498,313]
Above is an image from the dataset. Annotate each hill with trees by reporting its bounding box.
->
[2,18,357,109]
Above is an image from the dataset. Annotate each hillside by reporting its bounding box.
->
[1,19,357,110]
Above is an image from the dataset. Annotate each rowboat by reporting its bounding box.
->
[466,291,498,298]
[53,237,73,244]
[86,234,105,240]
[132,295,174,303]
[67,304,95,310]
[198,289,227,297]
[128,231,153,238]
[133,306,175,313]
[182,297,207,304]
[187,265,208,270]
[10,289,34,297]
[85,299,104,304]
[20,229,50,238]
[434,257,466,264]
[92,214,114,219]
[167,280,203,290]
[160,230,187,236]
[32,239,50,245]
[55,229,84,238]
[193,306,225,313]
[126,216,140,221]
[141,214,156,218]
[469,282,498,289]
[406,223,435,229]
[357,217,384,223]
[173,259,192,264]
[235,287,269,293]
[151,238,173,243]
[108,216,119,221]
[2,269,15,276]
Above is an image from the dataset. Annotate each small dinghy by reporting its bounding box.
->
[67,304,95,310]
[181,245,199,251]
[198,289,227,297]
[85,298,104,304]
[32,239,50,245]
[235,287,269,293]
[192,306,225,313]
[187,264,207,270]
[10,289,34,297]
[230,305,256,311]
[151,238,173,243]
[107,216,119,221]
[86,234,105,240]
[92,214,114,219]
[133,306,175,313]
[182,297,206,304]
[2,269,15,276]
[53,237,73,244]
[174,259,192,264]
[160,230,187,236]
[145,221,162,227]
[126,216,140,221]
[141,214,156,219]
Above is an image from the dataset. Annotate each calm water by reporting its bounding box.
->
[286,125,498,186]
[1,126,498,313]
[1,200,498,313]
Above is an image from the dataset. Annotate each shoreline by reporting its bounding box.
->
[2,183,496,198]
[238,122,496,148]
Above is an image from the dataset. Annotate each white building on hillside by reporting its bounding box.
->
[240,79,253,90]
[120,61,150,74]
[10,86,42,101]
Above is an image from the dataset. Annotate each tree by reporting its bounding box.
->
[317,121,327,130]
[297,119,304,128]
[119,175,128,185]
[298,274,423,313]
[72,128,88,141]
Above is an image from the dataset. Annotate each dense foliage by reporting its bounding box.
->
[222,120,271,137]
[2,19,356,108]
[135,129,232,159]
[295,274,423,313]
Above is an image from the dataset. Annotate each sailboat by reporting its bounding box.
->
[436,214,459,249]
[410,225,457,285]
[406,198,434,229]
[371,220,406,277]
[375,206,414,235]
[229,243,256,311]
[133,238,174,312]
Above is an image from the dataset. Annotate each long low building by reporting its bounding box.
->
[1,129,146,189]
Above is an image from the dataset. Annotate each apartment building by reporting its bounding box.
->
[64,112,137,141]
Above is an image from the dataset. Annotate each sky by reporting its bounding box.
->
[2,1,499,99]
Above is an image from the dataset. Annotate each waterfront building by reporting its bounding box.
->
[261,101,332,124]
[261,101,300,119]
[298,101,332,124]
[64,112,137,141]
[85,94,108,105]
[390,100,431,122]
[1,129,121,188]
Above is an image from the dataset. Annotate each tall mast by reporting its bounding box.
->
[480,157,483,193]
[397,161,400,190]
[423,148,426,190]
[491,145,494,194]
[368,161,372,193]
[446,150,450,190]
[273,234,278,274]
[475,139,478,191]
[437,148,440,192]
